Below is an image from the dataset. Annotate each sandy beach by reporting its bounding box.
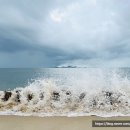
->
[0,116,130,130]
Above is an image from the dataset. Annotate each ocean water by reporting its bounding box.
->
[0,68,130,117]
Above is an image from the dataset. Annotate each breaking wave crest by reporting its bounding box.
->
[0,69,130,117]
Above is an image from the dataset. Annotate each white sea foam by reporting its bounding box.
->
[0,69,130,117]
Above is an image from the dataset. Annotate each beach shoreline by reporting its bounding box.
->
[0,115,130,130]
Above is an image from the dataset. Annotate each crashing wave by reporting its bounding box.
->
[0,77,130,117]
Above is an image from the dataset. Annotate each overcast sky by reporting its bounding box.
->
[0,0,130,67]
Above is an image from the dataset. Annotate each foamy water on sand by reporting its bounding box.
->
[0,68,130,117]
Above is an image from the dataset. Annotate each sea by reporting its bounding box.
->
[0,68,130,117]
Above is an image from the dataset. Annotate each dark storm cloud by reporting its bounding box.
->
[0,0,130,67]
[0,38,30,52]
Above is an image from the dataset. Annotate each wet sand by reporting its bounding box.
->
[0,115,130,130]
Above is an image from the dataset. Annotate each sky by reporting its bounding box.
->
[0,0,130,67]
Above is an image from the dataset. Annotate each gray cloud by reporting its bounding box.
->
[0,0,130,67]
